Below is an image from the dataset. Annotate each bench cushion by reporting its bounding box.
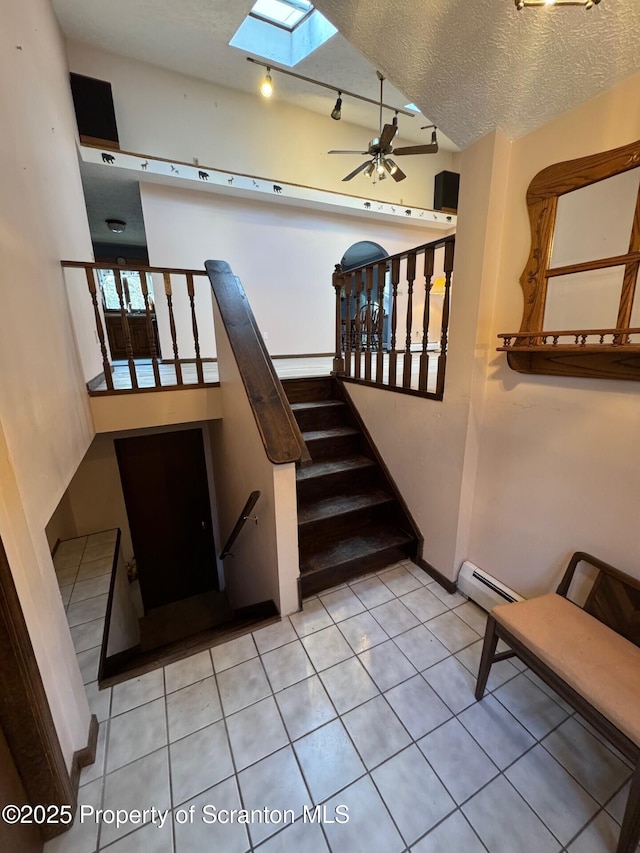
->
[493,593,640,747]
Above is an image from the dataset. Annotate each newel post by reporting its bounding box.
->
[332,264,345,375]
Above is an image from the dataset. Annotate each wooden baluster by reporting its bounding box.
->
[163,272,183,385]
[186,273,204,383]
[376,261,386,384]
[140,272,161,387]
[114,270,138,389]
[332,267,345,374]
[403,252,417,388]
[435,240,454,397]
[388,257,400,386]
[344,274,353,377]
[85,268,114,391]
[364,266,374,381]
[419,247,434,391]
[353,272,363,379]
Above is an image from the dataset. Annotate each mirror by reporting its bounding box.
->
[498,138,640,381]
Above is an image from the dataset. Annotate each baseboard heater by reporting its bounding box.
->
[457,561,525,613]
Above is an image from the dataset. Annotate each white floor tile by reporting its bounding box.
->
[350,575,396,609]
[567,810,627,853]
[494,673,569,739]
[385,675,452,740]
[254,818,329,853]
[44,777,101,853]
[458,693,536,770]
[261,640,314,692]
[289,598,333,637]
[164,649,213,694]
[370,598,420,637]
[400,587,449,622]
[393,624,450,671]
[111,669,164,717]
[378,565,423,596]
[358,640,416,691]
[173,777,249,853]
[169,720,234,806]
[166,676,222,742]
[319,587,366,622]
[294,719,365,803]
[211,633,258,672]
[226,696,288,770]
[216,657,271,715]
[253,618,297,653]
[424,611,481,653]
[302,625,353,671]
[107,697,167,773]
[422,656,477,714]
[321,775,404,853]
[337,611,389,653]
[275,675,337,741]
[411,810,486,852]
[99,820,173,853]
[342,695,411,770]
[319,657,379,714]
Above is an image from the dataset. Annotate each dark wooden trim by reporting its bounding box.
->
[51,538,61,557]
[69,715,98,794]
[79,134,120,151]
[0,535,75,841]
[89,381,220,397]
[338,380,423,545]
[340,374,443,401]
[160,357,217,365]
[97,529,121,684]
[205,260,308,465]
[220,491,261,559]
[414,556,458,593]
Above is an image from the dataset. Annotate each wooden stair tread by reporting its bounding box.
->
[296,455,376,482]
[300,524,415,575]
[302,426,360,442]
[298,489,395,525]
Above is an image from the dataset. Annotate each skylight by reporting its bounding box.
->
[405,103,421,113]
[250,0,313,30]
[230,0,337,67]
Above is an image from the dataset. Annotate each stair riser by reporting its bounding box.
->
[304,433,362,460]
[298,502,404,553]
[299,543,416,597]
[296,466,378,503]
[293,406,347,432]
[283,378,334,404]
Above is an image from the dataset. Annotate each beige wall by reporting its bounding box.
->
[209,304,299,616]
[45,492,78,552]
[65,40,455,209]
[466,71,640,597]
[0,0,95,767]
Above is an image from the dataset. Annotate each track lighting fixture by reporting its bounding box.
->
[331,93,342,121]
[260,68,273,98]
[105,219,126,233]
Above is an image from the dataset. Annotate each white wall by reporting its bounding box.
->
[141,182,447,356]
[65,41,455,209]
[0,0,95,767]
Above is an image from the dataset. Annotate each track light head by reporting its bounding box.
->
[106,219,126,234]
[260,68,273,98]
[331,93,342,121]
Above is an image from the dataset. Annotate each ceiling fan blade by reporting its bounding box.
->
[328,150,369,155]
[393,142,439,156]
[342,161,372,181]
[379,123,397,150]
[391,165,407,182]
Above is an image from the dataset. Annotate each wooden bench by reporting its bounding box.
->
[475,552,640,853]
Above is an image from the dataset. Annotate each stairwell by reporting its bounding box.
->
[283,377,418,597]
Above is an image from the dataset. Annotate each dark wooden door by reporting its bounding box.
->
[115,429,218,612]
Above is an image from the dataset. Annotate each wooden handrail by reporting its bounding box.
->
[61,260,208,277]
[205,260,310,466]
[220,491,261,559]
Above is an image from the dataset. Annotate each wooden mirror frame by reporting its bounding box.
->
[498,139,640,381]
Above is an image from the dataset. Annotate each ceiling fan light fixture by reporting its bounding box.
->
[383,158,398,176]
[106,218,126,234]
[363,162,376,179]
[515,0,600,8]
[260,68,273,98]
[331,94,342,120]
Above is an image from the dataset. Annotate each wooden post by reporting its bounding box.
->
[186,273,204,384]
[140,272,161,387]
[403,252,416,388]
[353,272,363,380]
[114,270,138,389]
[163,272,183,385]
[436,239,455,397]
[84,268,114,391]
[419,247,435,391]
[376,260,386,384]
[344,274,353,377]
[332,268,345,374]
[389,257,400,387]
[364,265,374,381]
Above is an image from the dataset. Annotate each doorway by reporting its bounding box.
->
[115,428,218,613]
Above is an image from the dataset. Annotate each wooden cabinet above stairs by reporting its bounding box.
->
[283,377,419,597]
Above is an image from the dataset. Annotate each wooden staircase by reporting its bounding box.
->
[283,377,418,597]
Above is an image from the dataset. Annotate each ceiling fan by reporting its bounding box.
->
[328,71,438,183]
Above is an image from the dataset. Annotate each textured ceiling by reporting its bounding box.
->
[312,0,640,148]
[52,0,640,150]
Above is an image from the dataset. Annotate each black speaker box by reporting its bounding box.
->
[434,171,460,213]
[70,73,119,150]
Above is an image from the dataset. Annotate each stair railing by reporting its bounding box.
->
[219,491,261,559]
[205,259,311,466]
[61,260,217,393]
[332,234,455,400]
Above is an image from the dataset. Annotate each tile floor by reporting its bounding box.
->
[45,559,635,853]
